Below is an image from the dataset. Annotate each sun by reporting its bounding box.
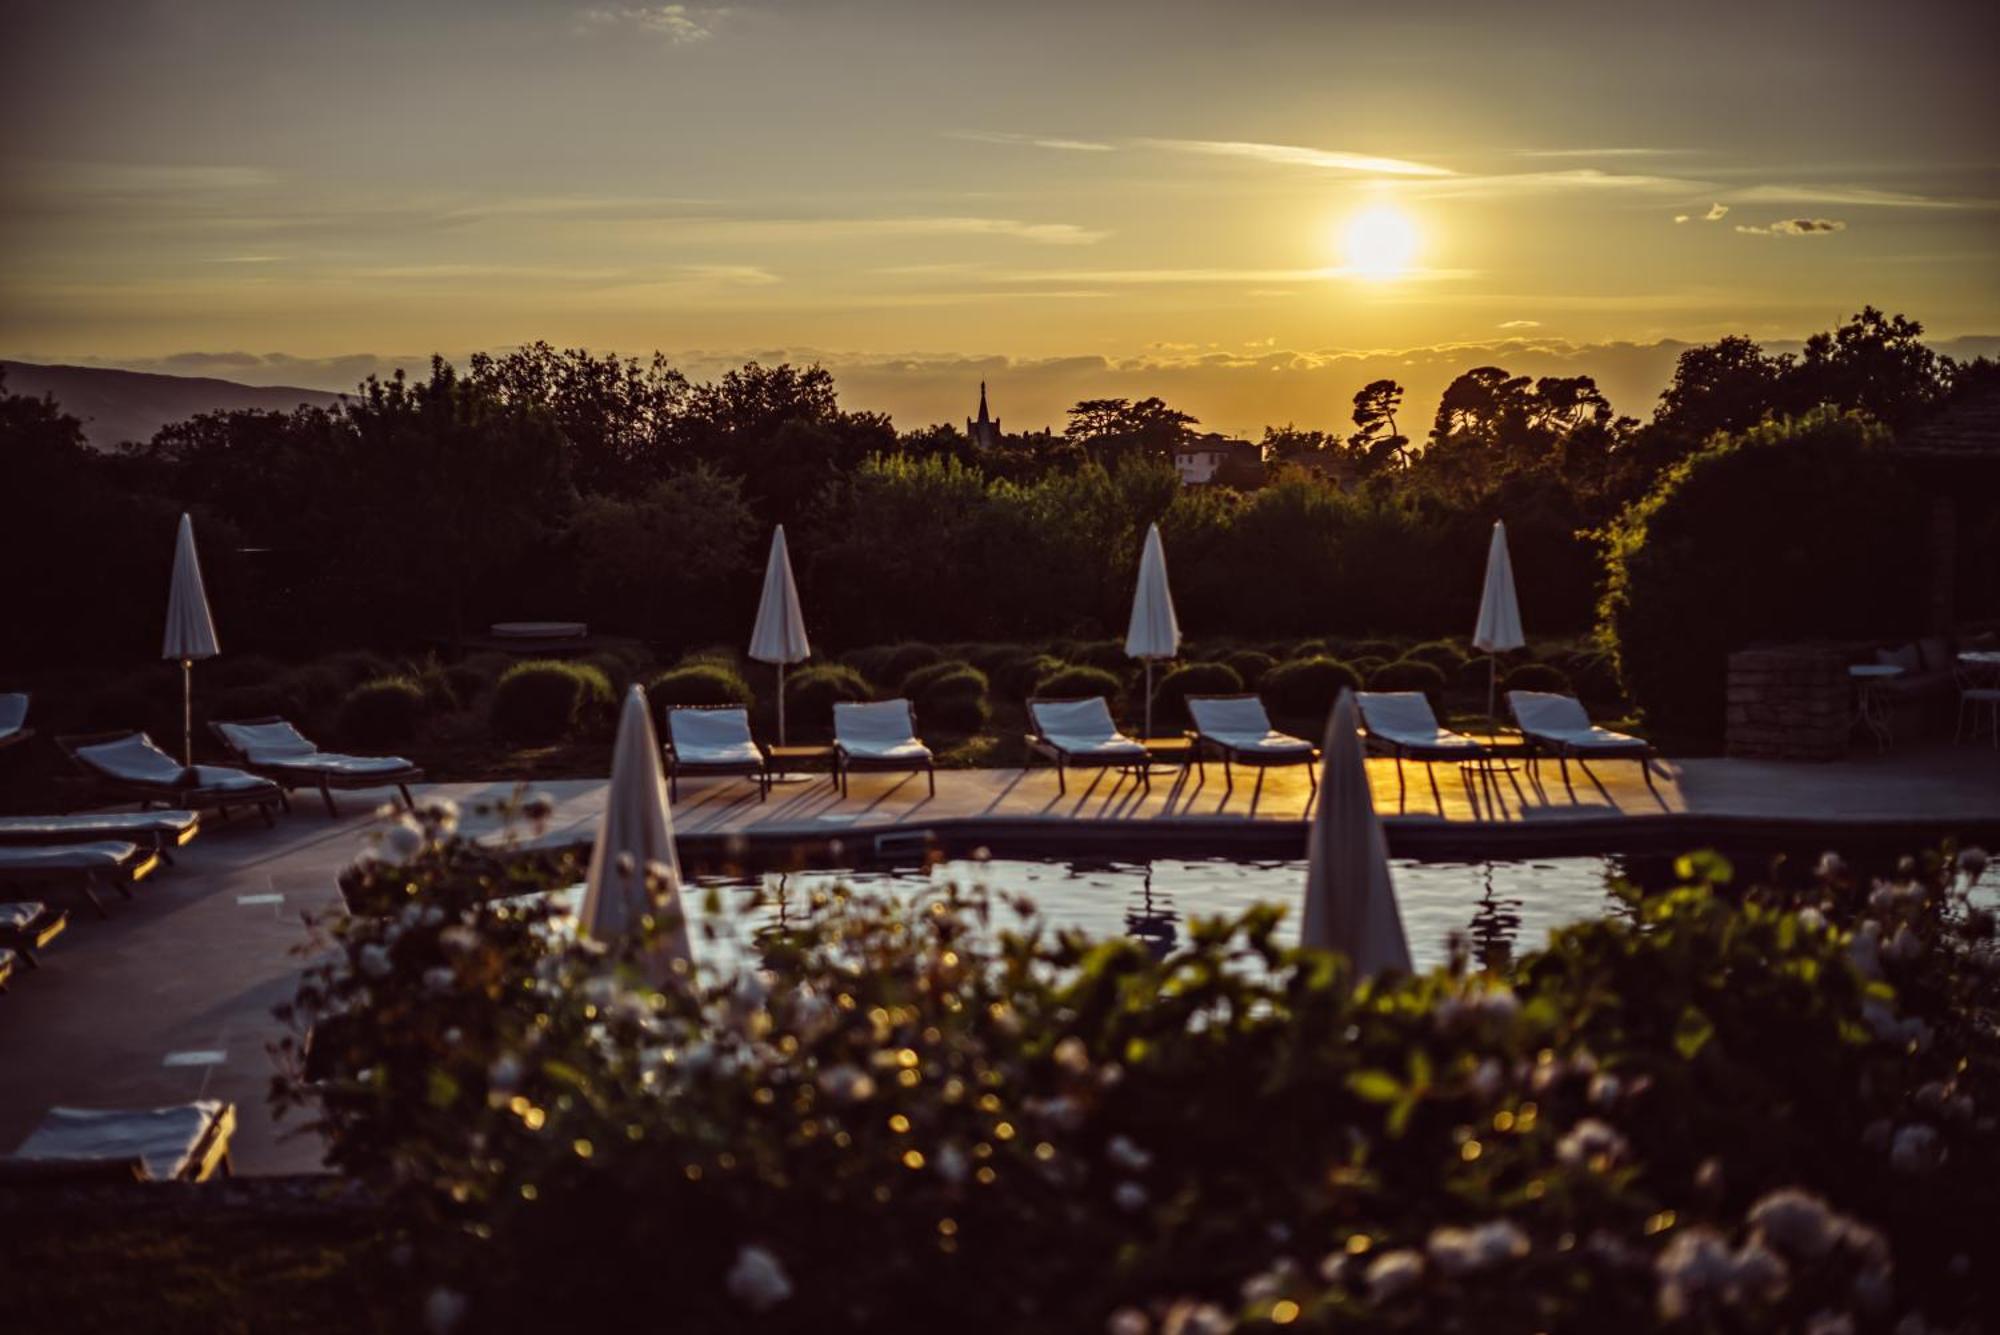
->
[1341,204,1421,280]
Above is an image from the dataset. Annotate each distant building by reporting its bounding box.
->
[967,382,1002,450]
[1173,433,1263,485]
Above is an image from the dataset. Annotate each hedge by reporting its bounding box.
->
[1260,656,1362,721]
[1221,648,1278,689]
[1029,665,1124,707]
[910,665,989,734]
[783,664,873,733]
[1151,661,1244,728]
[1501,661,1573,696]
[1366,657,1450,705]
[646,664,755,712]
[489,660,615,746]
[337,676,427,746]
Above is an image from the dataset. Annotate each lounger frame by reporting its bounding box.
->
[1355,691,1491,808]
[0,847,160,918]
[0,901,69,966]
[56,730,284,826]
[832,700,936,799]
[1183,694,1320,798]
[1024,697,1152,794]
[661,705,772,802]
[1507,693,1659,793]
[210,716,422,817]
[0,1102,237,1185]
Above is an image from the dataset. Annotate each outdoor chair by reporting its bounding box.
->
[0,947,13,993]
[1507,691,1658,790]
[57,730,284,825]
[1355,691,1489,806]
[1184,695,1319,796]
[0,1101,237,1185]
[0,810,200,865]
[1956,658,2000,746]
[1025,696,1151,794]
[832,699,935,798]
[0,841,161,917]
[212,717,422,817]
[0,900,69,967]
[0,692,30,751]
[663,706,771,802]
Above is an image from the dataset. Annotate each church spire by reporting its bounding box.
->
[977,381,990,424]
[967,381,1000,448]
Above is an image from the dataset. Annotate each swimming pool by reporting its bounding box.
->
[690,855,1638,971]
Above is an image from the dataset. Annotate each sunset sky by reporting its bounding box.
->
[3,0,1995,433]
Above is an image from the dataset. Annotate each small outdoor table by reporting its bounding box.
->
[767,744,836,787]
[1848,664,1903,751]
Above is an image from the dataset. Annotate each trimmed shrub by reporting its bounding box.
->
[911,665,989,735]
[784,664,873,733]
[1288,638,1331,659]
[1366,658,1450,706]
[1348,655,1390,678]
[1501,661,1573,696]
[646,664,755,712]
[1221,649,1277,689]
[402,656,460,712]
[1564,650,1626,706]
[959,643,1024,677]
[1260,656,1361,720]
[1029,665,1124,707]
[210,682,299,724]
[322,649,397,688]
[204,653,285,693]
[490,660,615,746]
[277,662,350,712]
[1067,639,1127,672]
[1350,638,1404,662]
[1152,661,1244,728]
[995,652,1069,701]
[338,676,426,747]
[1402,639,1469,674]
[1600,409,1924,739]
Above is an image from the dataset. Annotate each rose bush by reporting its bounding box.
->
[275,826,1998,1334]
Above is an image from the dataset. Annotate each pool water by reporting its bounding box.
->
[689,856,1635,971]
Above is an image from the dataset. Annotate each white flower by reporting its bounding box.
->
[1427,1220,1530,1276]
[358,943,394,979]
[933,1141,969,1186]
[1959,846,1989,884]
[816,1064,875,1103]
[1106,1135,1153,1173]
[424,1287,468,1334]
[1476,986,1520,1021]
[1364,1249,1424,1303]
[439,926,478,955]
[1748,1187,1837,1258]
[488,1054,523,1092]
[1556,1118,1628,1168]
[422,967,454,993]
[1885,923,1924,963]
[1468,1058,1503,1100]
[1731,1238,1788,1304]
[1815,851,1847,880]
[1655,1228,1735,1320]
[726,1245,793,1312]
[1849,920,1883,979]
[1797,907,1826,934]
[1318,1251,1349,1284]
[418,797,460,833]
[1890,1123,1940,1174]
[379,818,425,864]
[1805,1313,1855,1335]
[1053,1036,1090,1074]
[1588,1072,1623,1107]
[1106,1308,1150,1335]
[1159,1300,1229,1335]
[1854,1264,1894,1313]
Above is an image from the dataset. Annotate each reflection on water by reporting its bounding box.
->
[693,855,1629,972]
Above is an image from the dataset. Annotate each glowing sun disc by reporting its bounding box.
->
[1342,205,1420,279]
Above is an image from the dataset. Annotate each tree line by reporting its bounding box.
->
[0,307,1989,674]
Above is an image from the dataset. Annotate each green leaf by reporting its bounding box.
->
[1673,1005,1715,1060]
[1347,1070,1403,1104]
[426,1067,460,1109]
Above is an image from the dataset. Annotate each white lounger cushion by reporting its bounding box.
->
[1029,698,1147,758]
[1508,692,1647,750]
[0,841,141,875]
[0,902,50,931]
[1356,692,1486,754]
[0,811,197,841]
[77,734,273,792]
[835,700,932,761]
[0,693,26,739]
[9,1102,226,1181]
[667,708,763,764]
[1186,697,1314,755]
[216,721,413,775]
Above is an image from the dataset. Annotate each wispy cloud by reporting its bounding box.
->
[990,265,1474,285]
[1397,169,1709,200]
[1673,214,1691,224]
[1728,183,1981,210]
[578,4,725,44]
[1143,139,1455,178]
[948,131,1116,153]
[1498,319,1542,328]
[1705,203,1730,221]
[1734,218,1847,236]
[1517,147,1693,159]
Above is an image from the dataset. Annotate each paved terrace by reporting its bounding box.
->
[2,745,1995,1175]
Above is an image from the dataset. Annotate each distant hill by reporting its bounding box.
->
[0,360,347,449]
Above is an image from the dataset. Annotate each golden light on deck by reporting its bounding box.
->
[1340,204,1421,280]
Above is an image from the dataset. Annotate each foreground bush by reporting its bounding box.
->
[337,676,427,746]
[281,829,2000,1333]
[489,660,614,745]
[1153,661,1244,727]
[1500,661,1573,697]
[1261,656,1361,721]
[1221,648,1278,689]
[908,663,990,734]
[646,664,755,713]
[1031,664,1125,708]
[1366,657,1449,706]
[784,663,872,732]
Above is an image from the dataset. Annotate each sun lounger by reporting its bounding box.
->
[0,948,14,992]
[212,717,422,817]
[0,810,200,864]
[0,841,160,917]
[663,706,771,802]
[58,730,285,824]
[0,692,29,751]
[1026,697,1151,793]
[0,1101,237,1184]
[1184,695,1319,796]
[0,901,69,966]
[1356,691,1490,804]
[1507,691,1658,790]
[833,699,935,798]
